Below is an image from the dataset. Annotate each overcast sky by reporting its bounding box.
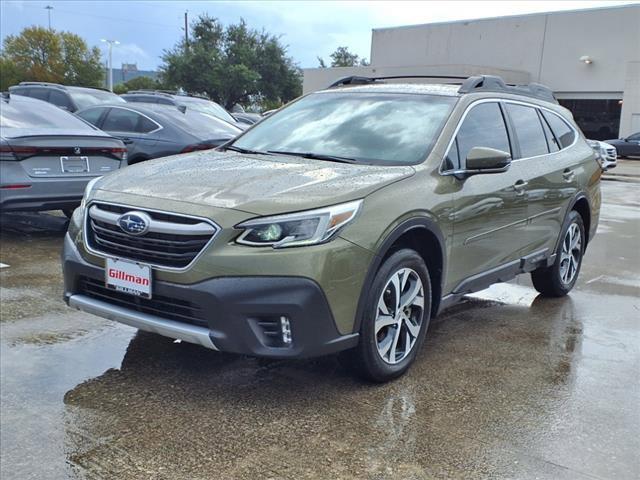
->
[1,1,637,71]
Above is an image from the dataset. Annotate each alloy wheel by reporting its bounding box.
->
[559,222,582,285]
[375,268,425,365]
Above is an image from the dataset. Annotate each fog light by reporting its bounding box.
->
[280,316,292,344]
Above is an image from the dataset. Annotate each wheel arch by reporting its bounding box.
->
[352,217,446,333]
[568,193,592,247]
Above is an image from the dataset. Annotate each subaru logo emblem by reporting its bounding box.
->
[74,147,81,155]
[117,211,151,236]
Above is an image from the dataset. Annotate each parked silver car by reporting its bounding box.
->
[0,94,127,216]
[587,139,617,171]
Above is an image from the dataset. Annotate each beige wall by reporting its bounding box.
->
[302,5,640,135]
[370,5,640,93]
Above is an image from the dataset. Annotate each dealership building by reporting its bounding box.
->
[303,4,640,139]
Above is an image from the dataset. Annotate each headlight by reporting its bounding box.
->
[235,200,363,248]
[80,177,102,212]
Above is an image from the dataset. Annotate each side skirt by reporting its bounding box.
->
[438,248,552,313]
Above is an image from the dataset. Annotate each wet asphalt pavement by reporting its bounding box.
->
[1,164,639,479]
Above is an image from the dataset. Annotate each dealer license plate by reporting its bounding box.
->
[105,257,152,299]
[60,156,89,173]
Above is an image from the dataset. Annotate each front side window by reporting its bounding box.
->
[542,111,575,149]
[455,102,511,166]
[506,104,549,158]
[232,92,457,165]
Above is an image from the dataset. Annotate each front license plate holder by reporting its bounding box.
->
[105,257,152,299]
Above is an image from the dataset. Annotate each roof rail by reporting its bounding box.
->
[328,74,469,89]
[126,90,175,98]
[458,75,557,103]
[17,81,66,90]
[328,74,557,104]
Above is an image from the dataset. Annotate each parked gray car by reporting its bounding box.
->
[9,82,125,112]
[76,103,242,164]
[0,94,127,216]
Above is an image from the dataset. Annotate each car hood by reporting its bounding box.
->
[94,150,415,215]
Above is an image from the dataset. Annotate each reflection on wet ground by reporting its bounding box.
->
[1,179,639,479]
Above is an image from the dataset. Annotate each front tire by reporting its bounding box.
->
[348,249,432,382]
[531,210,585,297]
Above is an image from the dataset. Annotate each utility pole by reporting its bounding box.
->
[184,11,189,49]
[45,5,53,30]
[101,39,120,92]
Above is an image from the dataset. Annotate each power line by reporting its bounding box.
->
[21,4,182,30]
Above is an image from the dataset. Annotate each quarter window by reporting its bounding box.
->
[455,102,511,165]
[539,112,560,153]
[506,104,549,158]
[541,111,576,149]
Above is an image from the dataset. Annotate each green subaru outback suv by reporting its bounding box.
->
[63,75,600,381]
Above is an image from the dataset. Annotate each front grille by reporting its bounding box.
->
[86,202,218,269]
[605,148,617,160]
[78,276,208,328]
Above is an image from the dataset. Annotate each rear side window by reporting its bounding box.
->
[137,116,158,133]
[506,104,549,158]
[539,113,560,153]
[77,107,106,127]
[542,111,575,149]
[102,108,144,133]
[456,102,511,164]
[49,90,73,110]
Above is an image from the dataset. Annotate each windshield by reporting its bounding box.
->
[177,97,237,124]
[1,97,96,132]
[163,109,242,139]
[232,92,457,164]
[70,89,125,110]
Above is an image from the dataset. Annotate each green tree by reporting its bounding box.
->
[318,46,370,68]
[1,26,103,88]
[113,75,164,94]
[160,15,302,110]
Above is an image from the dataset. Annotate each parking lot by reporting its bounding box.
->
[0,162,638,480]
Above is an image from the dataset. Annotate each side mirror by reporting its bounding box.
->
[465,147,511,173]
[177,105,187,114]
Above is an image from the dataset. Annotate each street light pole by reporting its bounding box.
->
[45,5,53,30]
[101,39,120,92]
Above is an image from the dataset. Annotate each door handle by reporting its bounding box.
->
[562,169,575,182]
[513,180,528,195]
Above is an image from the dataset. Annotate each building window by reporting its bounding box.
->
[558,99,621,140]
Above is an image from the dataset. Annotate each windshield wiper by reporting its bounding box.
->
[267,150,358,164]
[225,145,271,155]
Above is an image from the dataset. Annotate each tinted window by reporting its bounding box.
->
[69,89,125,110]
[628,132,640,141]
[102,108,144,133]
[137,115,158,133]
[0,97,96,131]
[540,113,560,153]
[156,97,174,105]
[77,107,107,127]
[542,111,575,149]
[444,138,460,170]
[49,90,73,110]
[456,102,511,164]
[506,104,549,158]
[30,88,50,101]
[233,92,457,165]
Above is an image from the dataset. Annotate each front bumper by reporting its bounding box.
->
[63,233,358,358]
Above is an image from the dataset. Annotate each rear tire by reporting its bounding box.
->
[531,210,585,297]
[346,249,432,382]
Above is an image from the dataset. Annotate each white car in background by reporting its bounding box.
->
[587,139,617,171]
